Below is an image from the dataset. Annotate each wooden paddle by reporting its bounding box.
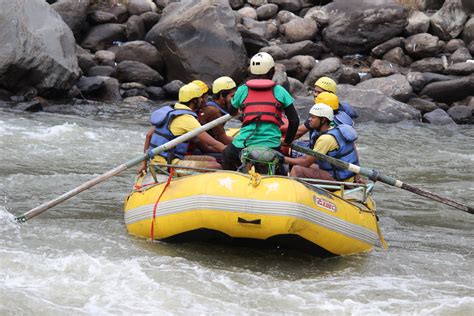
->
[15,114,233,223]
[291,144,473,214]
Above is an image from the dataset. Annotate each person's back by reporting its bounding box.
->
[222,52,299,173]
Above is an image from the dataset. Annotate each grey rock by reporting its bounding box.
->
[87,10,118,25]
[356,74,413,102]
[445,62,474,76]
[281,18,317,43]
[405,33,442,59]
[444,39,466,54]
[449,47,472,64]
[127,0,157,15]
[146,86,167,100]
[409,58,444,73]
[115,41,163,71]
[383,47,413,67]
[463,17,474,45]
[304,57,342,86]
[323,3,408,56]
[163,80,184,99]
[372,37,405,58]
[146,1,247,83]
[447,105,473,123]
[116,60,163,86]
[337,84,420,123]
[407,97,438,113]
[126,15,145,41]
[423,108,456,125]
[0,0,80,92]
[51,0,90,38]
[430,0,468,41]
[405,11,430,35]
[87,66,116,77]
[81,23,127,52]
[256,4,279,20]
[420,75,474,103]
[370,59,402,77]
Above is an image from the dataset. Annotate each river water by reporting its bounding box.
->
[0,108,473,315]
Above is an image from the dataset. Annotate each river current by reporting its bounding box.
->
[0,108,473,315]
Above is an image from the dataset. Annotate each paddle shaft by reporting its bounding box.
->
[291,144,473,214]
[15,114,233,222]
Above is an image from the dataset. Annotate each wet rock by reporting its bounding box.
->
[95,50,116,67]
[323,3,408,56]
[0,0,80,93]
[281,18,317,43]
[422,72,458,86]
[87,10,118,25]
[51,0,90,39]
[140,11,161,32]
[12,100,44,112]
[383,47,413,67]
[256,4,279,20]
[146,86,167,100]
[0,88,13,101]
[238,26,270,57]
[410,57,444,73]
[430,0,469,41]
[163,80,184,100]
[371,37,405,58]
[280,55,316,82]
[269,0,301,13]
[406,71,426,92]
[447,105,473,124]
[423,108,456,125]
[121,88,149,98]
[404,33,443,59]
[87,66,116,77]
[337,84,420,123]
[81,24,127,52]
[449,47,472,64]
[370,59,402,78]
[76,76,105,94]
[115,41,163,71]
[116,61,163,86]
[444,39,467,54]
[127,0,157,15]
[405,11,430,35]
[146,1,247,83]
[229,0,245,10]
[304,57,342,86]
[126,15,145,41]
[107,4,129,24]
[407,97,438,113]
[77,52,98,74]
[94,77,122,102]
[340,67,361,85]
[420,75,474,103]
[356,74,413,102]
[445,62,474,76]
[463,17,474,45]
[288,77,308,97]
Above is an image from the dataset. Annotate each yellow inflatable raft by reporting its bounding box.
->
[124,170,383,256]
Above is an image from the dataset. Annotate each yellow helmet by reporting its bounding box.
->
[179,83,203,103]
[191,80,209,95]
[315,77,337,93]
[315,91,339,111]
[212,76,237,94]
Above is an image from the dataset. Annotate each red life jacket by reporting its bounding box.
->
[241,79,283,126]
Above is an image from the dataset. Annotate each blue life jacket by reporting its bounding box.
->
[314,125,359,181]
[334,111,354,126]
[149,105,198,160]
[339,101,358,119]
[203,100,228,115]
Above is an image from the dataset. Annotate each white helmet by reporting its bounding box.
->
[250,52,275,75]
[309,103,334,121]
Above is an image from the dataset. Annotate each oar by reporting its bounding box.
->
[291,144,474,214]
[15,114,233,223]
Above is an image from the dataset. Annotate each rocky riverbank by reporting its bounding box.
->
[0,0,473,124]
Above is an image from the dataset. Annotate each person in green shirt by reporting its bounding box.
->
[222,52,299,174]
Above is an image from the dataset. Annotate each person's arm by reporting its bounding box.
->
[138,127,155,174]
[282,105,299,145]
[285,154,316,167]
[295,123,309,139]
[196,131,226,153]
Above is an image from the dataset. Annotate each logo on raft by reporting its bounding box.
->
[313,196,337,212]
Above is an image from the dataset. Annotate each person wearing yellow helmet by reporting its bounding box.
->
[222,52,300,174]
[192,80,209,104]
[198,76,237,146]
[285,103,359,182]
[139,82,226,174]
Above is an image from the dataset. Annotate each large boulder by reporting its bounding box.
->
[337,84,420,123]
[430,0,469,41]
[81,24,127,52]
[420,75,474,104]
[0,0,80,93]
[51,0,90,39]
[145,1,247,83]
[322,2,408,56]
[356,74,413,102]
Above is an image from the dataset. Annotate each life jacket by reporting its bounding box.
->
[315,125,359,181]
[339,101,358,119]
[241,79,283,126]
[334,111,354,127]
[149,105,198,160]
[202,100,228,116]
